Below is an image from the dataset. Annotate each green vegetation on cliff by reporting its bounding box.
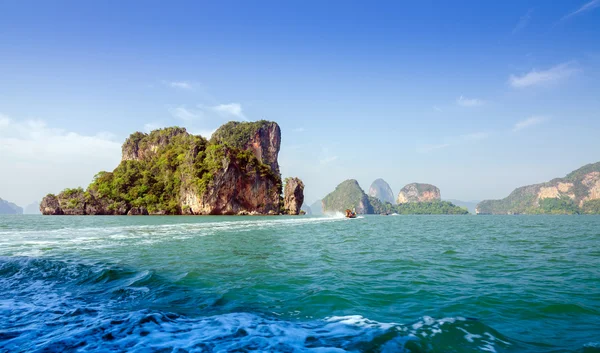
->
[369,196,468,215]
[46,122,283,215]
[324,180,467,215]
[477,161,600,215]
[210,120,270,149]
[322,179,373,214]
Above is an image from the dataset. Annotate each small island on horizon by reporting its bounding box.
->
[32,119,600,217]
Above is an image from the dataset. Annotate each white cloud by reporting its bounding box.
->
[189,128,217,139]
[212,103,247,121]
[165,81,193,90]
[0,114,121,206]
[456,96,484,107]
[318,147,338,165]
[513,116,546,131]
[169,106,201,121]
[433,106,443,112]
[319,156,338,165]
[293,127,306,133]
[144,122,162,133]
[560,0,600,21]
[513,9,533,34]
[461,132,489,141]
[509,62,579,88]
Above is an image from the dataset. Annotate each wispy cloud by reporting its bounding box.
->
[508,62,579,88]
[143,122,162,133]
[0,113,122,205]
[189,128,217,139]
[417,131,489,153]
[513,116,547,131]
[433,106,443,112]
[165,81,193,90]
[461,132,489,141]
[169,106,201,121]
[513,9,533,34]
[293,127,306,133]
[560,0,600,22]
[211,103,247,121]
[456,96,484,107]
[319,147,338,165]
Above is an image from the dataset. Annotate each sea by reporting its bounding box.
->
[0,214,598,352]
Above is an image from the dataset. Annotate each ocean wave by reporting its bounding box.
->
[0,308,515,353]
[0,257,516,352]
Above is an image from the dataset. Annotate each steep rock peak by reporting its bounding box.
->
[397,183,441,204]
[283,177,305,215]
[122,127,190,161]
[368,178,395,204]
[211,120,281,174]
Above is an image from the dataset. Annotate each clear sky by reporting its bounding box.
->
[1,0,599,207]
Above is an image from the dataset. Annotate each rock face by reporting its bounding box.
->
[476,161,600,215]
[322,179,373,214]
[41,120,284,216]
[211,121,281,175]
[283,177,305,215]
[397,183,441,204]
[0,198,23,215]
[368,178,395,204]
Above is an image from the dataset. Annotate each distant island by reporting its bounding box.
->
[41,121,304,216]
[476,162,600,215]
[321,179,468,215]
[0,198,23,215]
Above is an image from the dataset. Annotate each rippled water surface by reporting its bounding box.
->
[0,215,599,352]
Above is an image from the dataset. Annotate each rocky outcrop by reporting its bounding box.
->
[40,195,63,215]
[476,162,600,214]
[179,149,281,215]
[283,177,305,215]
[0,198,23,215]
[122,128,188,162]
[322,179,373,214]
[211,121,281,175]
[127,207,149,216]
[41,120,284,216]
[368,179,395,204]
[397,183,441,204]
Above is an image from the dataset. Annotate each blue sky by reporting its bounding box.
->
[1,0,599,207]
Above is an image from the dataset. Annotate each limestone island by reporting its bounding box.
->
[321,179,468,215]
[476,162,600,215]
[41,121,304,216]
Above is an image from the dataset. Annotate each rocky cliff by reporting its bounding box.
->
[321,179,373,214]
[397,183,441,204]
[476,162,600,215]
[41,120,294,215]
[0,198,23,215]
[368,178,395,204]
[283,177,305,215]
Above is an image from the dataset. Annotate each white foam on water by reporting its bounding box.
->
[0,216,347,256]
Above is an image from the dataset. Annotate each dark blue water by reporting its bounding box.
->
[1,215,599,352]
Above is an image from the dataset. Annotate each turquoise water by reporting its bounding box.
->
[0,215,599,352]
